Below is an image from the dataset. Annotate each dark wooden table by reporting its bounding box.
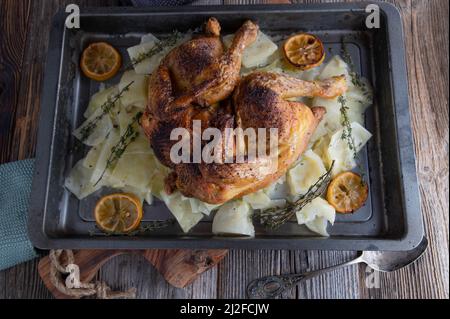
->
[0,0,448,299]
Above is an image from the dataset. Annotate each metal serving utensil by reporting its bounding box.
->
[247,237,428,299]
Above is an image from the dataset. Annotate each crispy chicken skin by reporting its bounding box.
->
[143,18,259,168]
[142,18,348,204]
[169,73,347,204]
[148,17,259,114]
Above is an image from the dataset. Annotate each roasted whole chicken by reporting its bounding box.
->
[142,18,348,204]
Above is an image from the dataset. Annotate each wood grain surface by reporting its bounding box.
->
[0,0,448,299]
[38,249,228,298]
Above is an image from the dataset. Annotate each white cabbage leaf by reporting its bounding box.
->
[73,106,113,147]
[65,160,102,200]
[110,152,156,190]
[287,150,327,197]
[84,86,119,119]
[305,217,332,237]
[296,197,335,237]
[328,122,372,176]
[212,200,255,237]
[119,70,148,109]
[160,191,204,233]
[127,34,161,75]
[89,128,121,185]
[243,190,287,210]
[263,175,289,200]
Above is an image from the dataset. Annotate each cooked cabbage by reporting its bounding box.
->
[83,142,103,171]
[212,200,255,237]
[127,34,160,75]
[312,134,332,169]
[193,199,221,216]
[147,159,171,200]
[73,106,113,147]
[310,96,342,143]
[115,108,153,155]
[243,190,272,210]
[84,86,119,119]
[124,132,153,155]
[160,191,204,233]
[243,189,287,210]
[89,128,121,185]
[65,160,102,200]
[319,55,350,80]
[140,33,158,45]
[296,197,335,237]
[305,217,332,237]
[116,106,136,136]
[111,152,156,190]
[119,70,148,109]
[328,122,372,176]
[263,175,289,200]
[287,150,327,197]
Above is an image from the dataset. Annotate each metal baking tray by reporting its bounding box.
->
[28,3,424,250]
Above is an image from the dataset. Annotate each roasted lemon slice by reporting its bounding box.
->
[283,33,325,70]
[81,42,122,82]
[94,193,143,233]
[326,172,368,214]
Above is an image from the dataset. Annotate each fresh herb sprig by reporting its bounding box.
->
[89,219,176,237]
[94,111,143,186]
[127,31,182,69]
[338,95,357,158]
[340,38,364,89]
[255,162,335,230]
[340,37,373,102]
[338,95,367,183]
[78,81,135,142]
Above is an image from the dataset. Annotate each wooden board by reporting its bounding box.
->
[38,250,228,299]
[0,0,448,299]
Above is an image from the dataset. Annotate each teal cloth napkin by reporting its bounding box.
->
[0,159,38,271]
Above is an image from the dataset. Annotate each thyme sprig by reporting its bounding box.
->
[340,38,364,89]
[339,95,367,184]
[78,81,135,142]
[340,37,373,102]
[89,219,176,237]
[255,162,335,230]
[94,111,143,186]
[127,31,182,69]
[338,95,357,158]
